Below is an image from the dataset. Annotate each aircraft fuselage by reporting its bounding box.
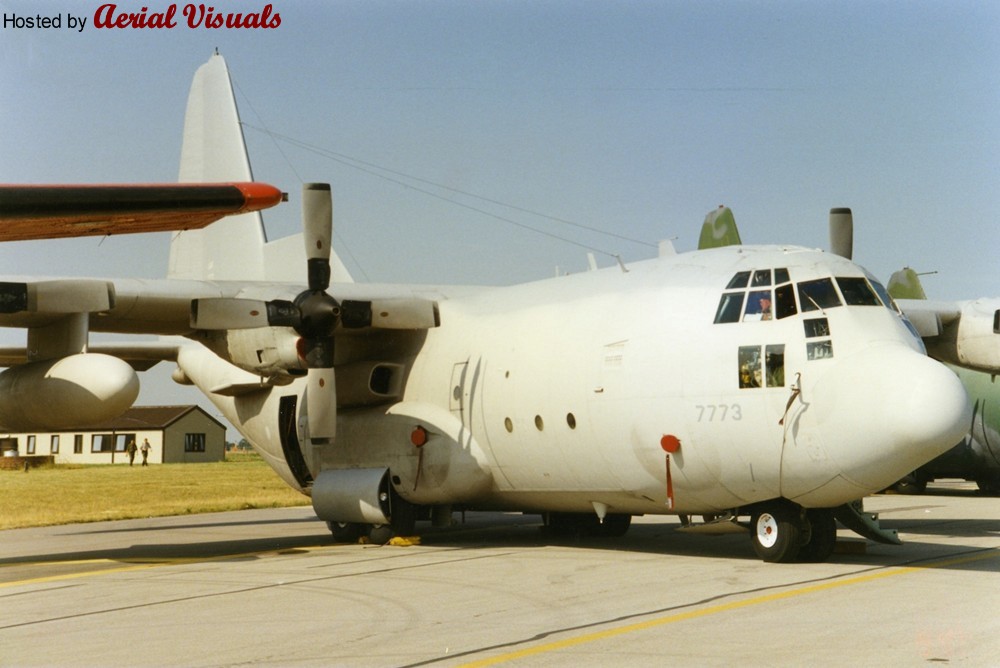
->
[184,244,970,520]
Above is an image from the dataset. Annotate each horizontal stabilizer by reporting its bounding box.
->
[0,182,283,241]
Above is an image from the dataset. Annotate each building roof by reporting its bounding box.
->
[0,405,227,434]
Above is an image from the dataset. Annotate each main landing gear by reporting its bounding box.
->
[749,501,837,563]
[326,490,418,545]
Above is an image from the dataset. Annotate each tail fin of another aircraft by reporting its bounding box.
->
[887,267,929,300]
[169,52,353,284]
[698,206,742,250]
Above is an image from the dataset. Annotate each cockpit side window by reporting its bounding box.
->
[837,277,881,306]
[798,278,842,312]
[868,278,901,314]
[714,292,745,323]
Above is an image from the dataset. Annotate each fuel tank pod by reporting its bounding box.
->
[0,353,139,430]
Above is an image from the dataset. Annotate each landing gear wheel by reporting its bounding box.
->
[750,503,802,563]
[798,509,837,563]
[367,491,418,545]
[893,474,927,495]
[328,521,362,543]
[976,476,1000,496]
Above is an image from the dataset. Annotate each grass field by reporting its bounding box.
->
[0,453,310,530]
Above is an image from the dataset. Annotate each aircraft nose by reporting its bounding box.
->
[804,346,971,495]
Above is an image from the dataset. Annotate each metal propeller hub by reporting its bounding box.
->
[293,290,340,340]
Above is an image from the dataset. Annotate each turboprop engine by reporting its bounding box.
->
[0,353,139,430]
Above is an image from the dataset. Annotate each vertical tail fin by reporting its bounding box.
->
[698,206,742,250]
[169,52,266,281]
[170,52,353,284]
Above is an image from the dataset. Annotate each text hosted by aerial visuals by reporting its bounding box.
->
[3,3,282,32]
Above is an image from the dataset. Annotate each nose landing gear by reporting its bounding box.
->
[749,501,838,563]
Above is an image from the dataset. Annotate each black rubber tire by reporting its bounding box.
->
[798,509,837,563]
[328,521,362,543]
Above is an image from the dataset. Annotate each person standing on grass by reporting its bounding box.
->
[126,439,138,466]
[140,438,151,466]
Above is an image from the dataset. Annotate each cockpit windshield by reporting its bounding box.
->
[714,269,890,324]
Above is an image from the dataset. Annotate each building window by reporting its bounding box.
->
[92,434,114,453]
[26,435,36,455]
[115,434,136,452]
[185,433,206,452]
[51,435,60,454]
[74,435,83,454]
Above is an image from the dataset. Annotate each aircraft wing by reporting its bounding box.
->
[0,340,181,371]
[0,182,283,241]
[889,269,1000,375]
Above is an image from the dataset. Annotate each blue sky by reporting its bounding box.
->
[1,0,998,421]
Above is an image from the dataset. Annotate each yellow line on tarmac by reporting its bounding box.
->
[459,549,1000,667]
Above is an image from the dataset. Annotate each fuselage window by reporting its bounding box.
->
[774,283,797,320]
[751,269,772,287]
[798,278,842,312]
[726,271,751,289]
[739,346,762,388]
[714,292,745,323]
[743,289,773,321]
[837,277,881,306]
[765,344,785,387]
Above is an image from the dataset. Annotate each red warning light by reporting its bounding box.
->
[411,426,428,448]
[660,434,681,453]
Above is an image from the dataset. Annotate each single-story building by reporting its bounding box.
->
[0,405,226,465]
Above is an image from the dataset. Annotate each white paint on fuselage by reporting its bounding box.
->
[183,244,971,517]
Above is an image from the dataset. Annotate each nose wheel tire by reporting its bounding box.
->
[751,504,802,563]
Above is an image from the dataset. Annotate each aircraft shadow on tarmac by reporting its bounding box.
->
[2,511,996,574]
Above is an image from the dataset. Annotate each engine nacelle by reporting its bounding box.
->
[194,327,305,377]
[928,299,1000,374]
[955,299,1000,373]
[0,353,139,430]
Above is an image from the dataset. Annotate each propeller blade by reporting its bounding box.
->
[302,183,332,292]
[339,298,440,329]
[829,208,853,260]
[0,280,114,314]
[191,298,270,329]
[306,366,337,441]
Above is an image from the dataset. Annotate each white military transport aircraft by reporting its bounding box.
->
[1,53,995,563]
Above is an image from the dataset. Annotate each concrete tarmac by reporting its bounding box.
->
[1,482,998,666]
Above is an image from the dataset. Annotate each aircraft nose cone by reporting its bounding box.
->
[810,346,971,494]
[893,355,971,449]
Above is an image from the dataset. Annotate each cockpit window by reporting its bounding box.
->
[837,277,881,306]
[743,290,773,321]
[868,278,901,313]
[774,283,797,319]
[751,269,772,287]
[798,278,842,312]
[714,292,745,323]
[726,271,751,289]
[774,268,790,284]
